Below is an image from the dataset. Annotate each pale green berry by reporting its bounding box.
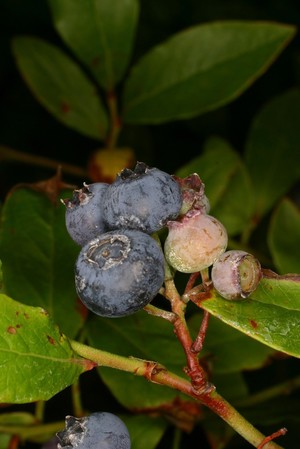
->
[164,210,228,273]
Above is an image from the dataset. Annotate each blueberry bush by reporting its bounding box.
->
[0,1,300,448]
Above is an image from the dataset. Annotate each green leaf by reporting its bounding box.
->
[0,183,83,338]
[0,412,36,425]
[189,314,275,375]
[0,435,10,449]
[0,294,90,403]
[11,36,108,140]
[176,137,240,210]
[176,137,255,235]
[48,0,139,90]
[122,415,167,449]
[123,21,295,124]
[245,88,300,218]
[87,311,188,409]
[268,198,300,274]
[199,273,300,357]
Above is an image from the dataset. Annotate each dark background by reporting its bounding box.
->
[1,0,300,193]
[1,2,300,448]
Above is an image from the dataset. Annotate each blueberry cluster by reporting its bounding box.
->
[57,412,131,449]
[63,162,182,317]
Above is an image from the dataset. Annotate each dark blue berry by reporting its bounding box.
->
[75,229,165,317]
[102,162,182,234]
[62,183,108,246]
[56,412,131,449]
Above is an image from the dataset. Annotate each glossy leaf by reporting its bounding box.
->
[86,311,188,409]
[123,21,295,123]
[0,294,90,403]
[268,198,300,274]
[189,314,275,374]
[245,88,300,218]
[176,137,254,234]
[0,182,83,338]
[48,0,139,90]
[12,36,108,140]
[199,272,300,357]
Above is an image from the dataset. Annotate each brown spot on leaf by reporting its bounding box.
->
[250,319,258,329]
[23,313,30,319]
[47,335,56,345]
[7,326,16,334]
[61,101,71,114]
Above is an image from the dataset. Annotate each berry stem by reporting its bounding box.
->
[191,310,211,353]
[69,340,285,449]
[143,304,176,322]
[184,272,200,293]
[164,277,209,392]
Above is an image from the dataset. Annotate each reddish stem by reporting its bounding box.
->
[8,435,20,449]
[184,272,201,294]
[257,428,288,449]
[164,278,211,393]
[191,310,211,353]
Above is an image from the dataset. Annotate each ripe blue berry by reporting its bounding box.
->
[75,229,165,317]
[57,412,131,449]
[102,162,182,234]
[62,182,108,246]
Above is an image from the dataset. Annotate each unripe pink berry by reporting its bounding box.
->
[211,250,262,300]
[164,210,228,273]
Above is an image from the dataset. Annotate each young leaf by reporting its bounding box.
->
[48,0,139,90]
[0,181,83,338]
[245,88,300,219]
[199,272,300,358]
[11,36,108,140]
[268,198,300,274]
[0,294,92,403]
[123,21,296,123]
